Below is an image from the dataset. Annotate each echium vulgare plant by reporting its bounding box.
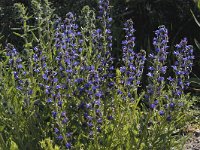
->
[0,0,195,149]
[169,38,194,98]
[49,12,84,149]
[48,2,114,147]
[0,44,48,149]
[120,19,146,100]
[146,25,169,109]
[135,26,194,149]
[165,38,194,119]
[97,0,115,107]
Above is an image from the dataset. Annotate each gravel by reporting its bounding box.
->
[184,130,200,150]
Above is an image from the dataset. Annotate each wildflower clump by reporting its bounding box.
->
[0,0,194,149]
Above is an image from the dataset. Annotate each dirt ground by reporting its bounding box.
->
[184,131,200,150]
[183,115,200,150]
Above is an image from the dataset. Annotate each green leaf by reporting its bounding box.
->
[0,126,4,132]
[189,77,200,83]
[10,140,19,150]
[0,134,7,150]
[39,138,60,150]
[191,10,200,28]
[24,42,32,48]
[13,32,24,38]
[31,31,39,42]
[194,38,200,49]
[11,28,21,31]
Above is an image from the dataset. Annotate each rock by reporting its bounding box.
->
[194,130,200,137]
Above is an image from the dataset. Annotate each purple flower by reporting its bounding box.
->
[65,142,71,149]
[167,76,174,82]
[52,111,57,119]
[158,76,164,82]
[159,110,165,116]
[42,74,48,80]
[150,103,156,109]
[170,102,175,108]
[166,115,172,122]
[57,135,63,140]
[107,115,114,120]
[54,128,59,134]
[47,98,52,103]
[147,72,153,77]
[53,78,58,83]
[17,64,23,69]
[62,118,69,124]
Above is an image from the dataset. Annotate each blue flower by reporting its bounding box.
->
[159,110,165,116]
[47,98,52,103]
[54,128,59,134]
[150,103,156,109]
[57,135,63,140]
[166,115,172,122]
[65,142,71,149]
[52,111,57,119]
[170,102,175,108]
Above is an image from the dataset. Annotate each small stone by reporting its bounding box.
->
[194,130,200,137]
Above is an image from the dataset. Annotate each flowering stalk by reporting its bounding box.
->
[120,19,146,100]
[50,12,82,148]
[146,25,169,108]
[5,44,33,98]
[169,38,194,98]
[97,0,115,120]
